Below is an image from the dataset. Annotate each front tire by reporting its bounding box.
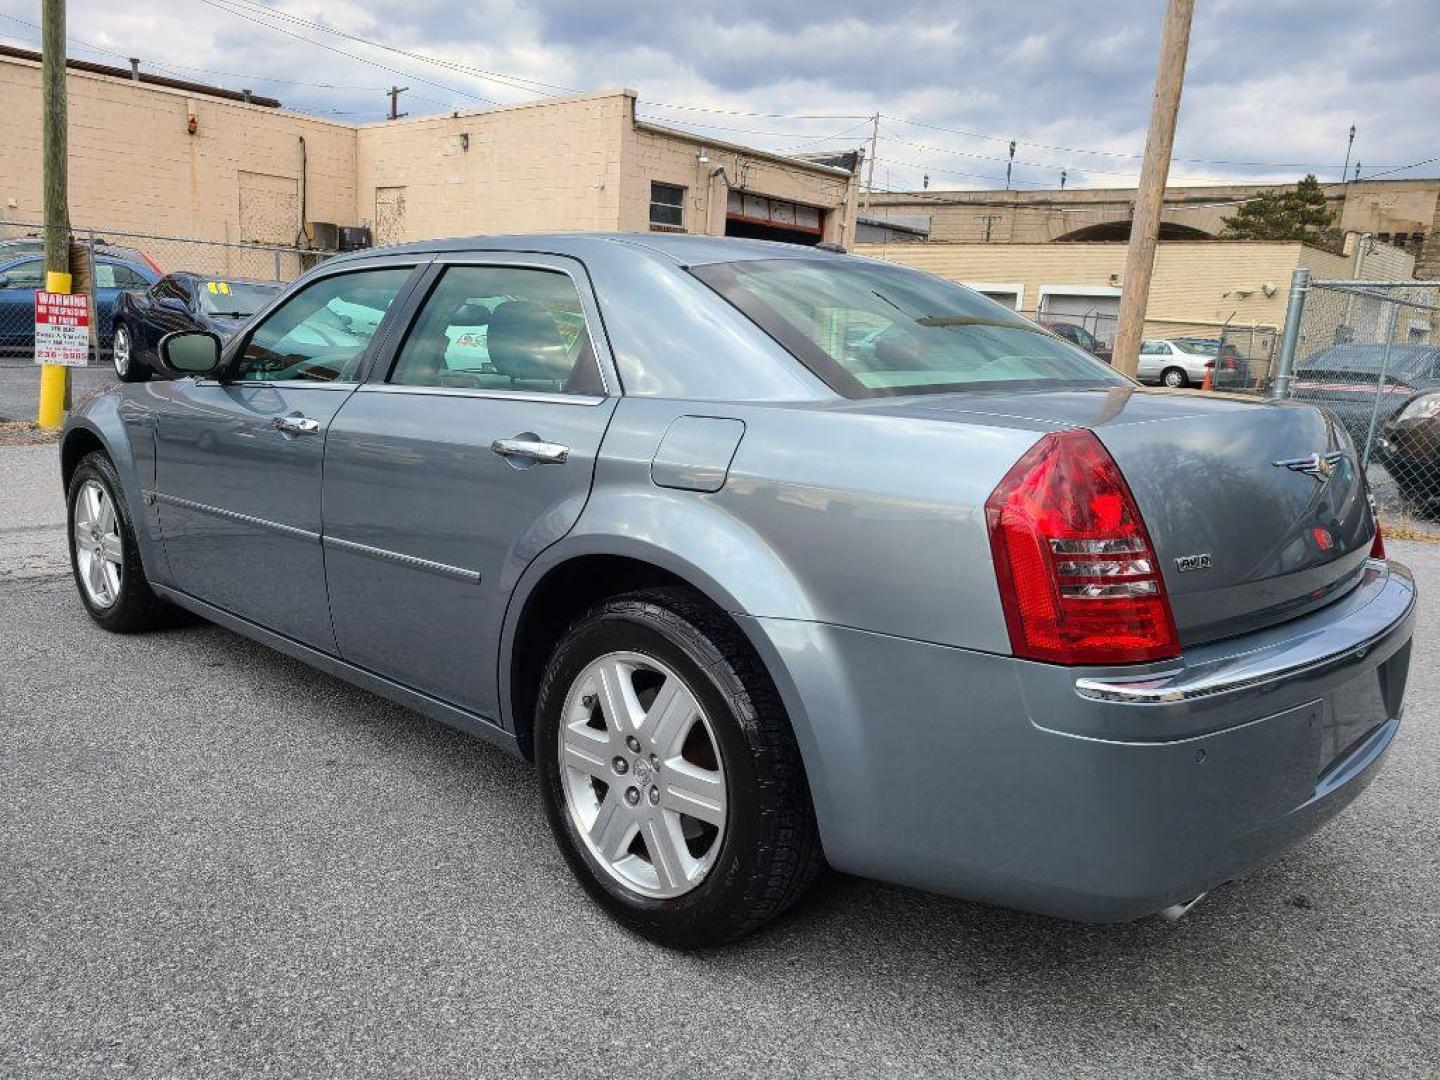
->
[1161,366,1188,388]
[66,452,170,632]
[536,587,822,947]
[111,323,148,383]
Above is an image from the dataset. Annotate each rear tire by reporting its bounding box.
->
[1161,366,1188,388]
[536,587,822,947]
[66,452,171,632]
[111,323,148,383]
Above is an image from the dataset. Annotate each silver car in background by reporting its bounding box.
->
[60,235,1414,946]
[1137,337,1220,387]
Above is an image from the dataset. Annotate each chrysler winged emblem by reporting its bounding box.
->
[1273,451,1346,481]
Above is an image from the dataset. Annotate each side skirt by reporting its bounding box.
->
[152,583,524,759]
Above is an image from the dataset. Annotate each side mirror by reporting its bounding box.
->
[158,330,222,377]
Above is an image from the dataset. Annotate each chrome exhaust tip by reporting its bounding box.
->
[1157,893,1208,921]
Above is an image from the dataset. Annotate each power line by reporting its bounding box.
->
[1358,156,1440,181]
[881,112,1405,172]
[208,0,574,97]
[190,0,503,107]
[634,112,869,143]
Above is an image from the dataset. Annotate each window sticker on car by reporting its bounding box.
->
[206,281,232,295]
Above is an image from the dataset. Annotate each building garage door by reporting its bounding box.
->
[238,171,299,245]
[725,191,825,246]
[1040,290,1121,348]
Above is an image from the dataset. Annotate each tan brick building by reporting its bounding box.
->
[0,48,859,250]
[866,179,1440,279]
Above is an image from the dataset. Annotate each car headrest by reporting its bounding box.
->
[486,300,570,381]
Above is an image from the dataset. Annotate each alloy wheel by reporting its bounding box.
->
[112,326,130,378]
[73,479,123,609]
[558,651,727,899]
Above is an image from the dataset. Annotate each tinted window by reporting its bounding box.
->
[695,258,1127,398]
[149,276,191,303]
[389,265,602,395]
[1301,345,1440,379]
[2,259,45,289]
[94,261,152,289]
[236,268,411,382]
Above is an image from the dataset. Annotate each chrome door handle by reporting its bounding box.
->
[490,436,570,465]
[273,415,321,435]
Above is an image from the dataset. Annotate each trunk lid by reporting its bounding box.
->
[885,386,1376,645]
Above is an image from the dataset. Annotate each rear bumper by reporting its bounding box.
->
[751,559,1415,921]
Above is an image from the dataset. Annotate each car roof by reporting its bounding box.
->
[327,232,849,269]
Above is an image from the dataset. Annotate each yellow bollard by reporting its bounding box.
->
[35,269,72,429]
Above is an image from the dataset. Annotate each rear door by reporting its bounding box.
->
[152,259,423,650]
[321,254,618,718]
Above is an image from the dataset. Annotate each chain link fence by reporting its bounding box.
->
[1269,271,1440,539]
[1019,307,1277,388]
[0,217,335,362]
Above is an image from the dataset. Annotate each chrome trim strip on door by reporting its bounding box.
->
[146,491,319,542]
[322,535,482,583]
[355,384,606,407]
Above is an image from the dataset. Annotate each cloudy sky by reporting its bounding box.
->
[1,0,1435,191]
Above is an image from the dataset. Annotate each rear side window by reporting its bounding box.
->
[94,261,151,289]
[388,265,602,396]
[693,258,1127,398]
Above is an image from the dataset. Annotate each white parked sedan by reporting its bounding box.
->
[1137,338,1219,387]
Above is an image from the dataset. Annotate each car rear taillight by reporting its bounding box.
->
[1371,519,1386,560]
[986,429,1180,665]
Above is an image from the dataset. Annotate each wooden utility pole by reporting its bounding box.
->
[387,85,408,121]
[860,113,879,215]
[1111,0,1195,378]
[37,0,71,428]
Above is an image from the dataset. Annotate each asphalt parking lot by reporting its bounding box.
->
[2,438,1439,1078]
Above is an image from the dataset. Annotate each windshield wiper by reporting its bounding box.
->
[207,310,254,318]
[916,315,1043,332]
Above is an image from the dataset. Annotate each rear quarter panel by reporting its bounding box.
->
[565,395,1042,653]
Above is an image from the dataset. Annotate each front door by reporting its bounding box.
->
[152,262,421,650]
[322,256,618,718]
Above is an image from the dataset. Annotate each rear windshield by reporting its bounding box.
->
[1300,345,1440,378]
[197,281,282,318]
[1178,340,1221,356]
[692,257,1127,398]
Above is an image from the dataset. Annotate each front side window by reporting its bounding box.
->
[235,267,411,383]
[389,265,602,395]
[1140,340,1165,355]
[650,182,686,230]
[694,258,1128,398]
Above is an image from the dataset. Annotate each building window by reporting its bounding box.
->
[650,182,686,231]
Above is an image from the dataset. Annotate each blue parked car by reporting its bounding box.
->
[0,246,160,356]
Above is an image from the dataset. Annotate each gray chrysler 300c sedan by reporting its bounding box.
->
[61,234,1415,945]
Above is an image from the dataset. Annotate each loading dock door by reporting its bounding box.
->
[725,191,825,246]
